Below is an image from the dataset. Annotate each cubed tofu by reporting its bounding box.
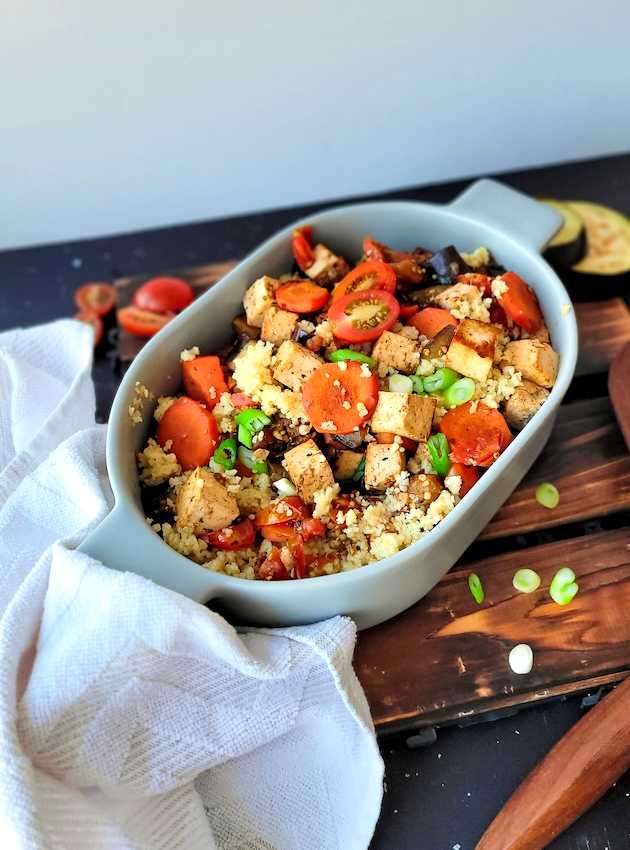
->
[334,450,364,480]
[175,467,239,533]
[272,340,323,392]
[445,318,502,383]
[399,473,443,508]
[364,443,405,491]
[305,243,350,286]
[502,339,559,388]
[261,305,299,345]
[243,275,280,327]
[370,392,436,442]
[283,439,335,503]
[503,379,550,430]
[372,330,421,374]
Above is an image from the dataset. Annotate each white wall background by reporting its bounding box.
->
[2,0,630,250]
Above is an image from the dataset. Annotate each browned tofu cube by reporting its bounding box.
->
[305,243,349,286]
[399,473,443,507]
[372,330,421,374]
[283,439,335,503]
[502,339,559,388]
[243,275,280,327]
[370,392,436,442]
[334,450,364,480]
[503,379,550,430]
[364,443,405,491]
[261,305,299,345]
[445,318,502,383]
[175,467,239,533]
[272,340,323,392]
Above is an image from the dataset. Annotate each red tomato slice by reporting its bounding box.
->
[133,276,194,314]
[259,547,290,580]
[302,361,379,433]
[286,534,307,578]
[182,355,228,410]
[117,305,173,337]
[496,272,544,334]
[332,261,397,301]
[455,273,493,295]
[201,518,256,551]
[157,396,219,469]
[408,307,457,338]
[255,496,309,527]
[296,517,326,540]
[328,289,400,343]
[73,311,104,346]
[489,300,509,326]
[74,282,117,317]
[448,462,479,497]
[292,226,315,272]
[362,236,386,262]
[399,304,420,321]
[440,402,513,468]
[260,522,294,543]
[276,281,329,313]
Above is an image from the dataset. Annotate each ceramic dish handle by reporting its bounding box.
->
[450,178,562,251]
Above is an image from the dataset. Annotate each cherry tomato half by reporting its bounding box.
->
[133,276,194,314]
[201,518,256,551]
[332,260,397,301]
[117,305,174,337]
[74,282,117,317]
[259,547,290,580]
[276,280,329,313]
[292,226,315,272]
[73,310,104,346]
[255,496,309,527]
[328,288,400,343]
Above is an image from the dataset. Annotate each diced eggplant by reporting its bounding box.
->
[421,323,457,358]
[232,314,261,340]
[409,283,452,307]
[425,246,470,284]
[323,430,365,450]
[292,320,316,347]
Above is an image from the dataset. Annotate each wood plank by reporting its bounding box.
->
[355,528,630,734]
[575,298,630,376]
[480,397,630,540]
[609,340,630,452]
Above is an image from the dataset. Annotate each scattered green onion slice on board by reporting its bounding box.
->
[513,568,541,594]
[328,349,375,367]
[352,456,366,482]
[468,572,485,605]
[388,373,414,394]
[536,482,560,509]
[549,567,579,606]
[213,438,237,470]
[427,432,450,477]
[237,445,268,475]
[409,375,425,394]
[509,644,534,675]
[273,477,297,497]
[423,367,460,394]
[444,377,476,407]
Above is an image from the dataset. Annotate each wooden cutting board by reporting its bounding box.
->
[113,267,630,737]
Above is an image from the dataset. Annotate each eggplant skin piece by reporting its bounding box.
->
[425,245,470,283]
[409,283,452,307]
[540,198,587,269]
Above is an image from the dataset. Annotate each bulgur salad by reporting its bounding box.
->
[136,229,559,581]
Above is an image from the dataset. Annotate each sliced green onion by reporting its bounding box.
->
[213,438,237,470]
[409,375,425,394]
[536,482,560,510]
[427,432,450,477]
[468,572,485,605]
[274,477,297,497]
[444,377,476,407]
[237,445,268,475]
[328,349,375,367]
[509,644,533,675]
[549,567,579,606]
[238,423,254,449]
[422,367,460,394]
[352,455,366,482]
[235,408,271,434]
[388,373,414,394]
[513,568,541,594]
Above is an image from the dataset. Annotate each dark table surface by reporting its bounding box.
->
[2,153,630,849]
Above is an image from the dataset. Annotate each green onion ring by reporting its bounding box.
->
[422,367,460,394]
[427,432,450,477]
[444,377,476,407]
[549,567,579,606]
[328,349,375,367]
[513,568,541,594]
[213,438,237,470]
[536,482,560,510]
[468,572,485,605]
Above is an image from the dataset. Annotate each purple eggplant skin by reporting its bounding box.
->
[425,245,470,284]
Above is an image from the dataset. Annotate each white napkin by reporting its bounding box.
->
[0,319,383,850]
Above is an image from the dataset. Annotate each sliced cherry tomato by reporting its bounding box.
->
[362,238,425,284]
[489,300,509,326]
[201,518,256,551]
[230,392,256,410]
[455,273,493,295]
[74,282,117,317]
[182,355,228,410]
[276,280,329,313]
[286,534,307,578]
[133,276,194,314]
[236,459,253,478]
[255,496,309,527]
[292,226,315,272]
[296,517,326,540]
[117,305,173,337]
[363,236,386,262]
[328,494,359,525]
[439,402,513,468]
[302,361,379,433]
[448,462,479,497]
[399,304,420,321]
[496,272,543,334]
[73,311,104,346]
[332,261,397,301]
[328,289,400,343]
[259,547,290,581]
[157,396,219,469]
[408,307,458,338]
[260,522,295,542]
[375,431,418,452]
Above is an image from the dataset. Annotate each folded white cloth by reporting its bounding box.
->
[0,320,383,850]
